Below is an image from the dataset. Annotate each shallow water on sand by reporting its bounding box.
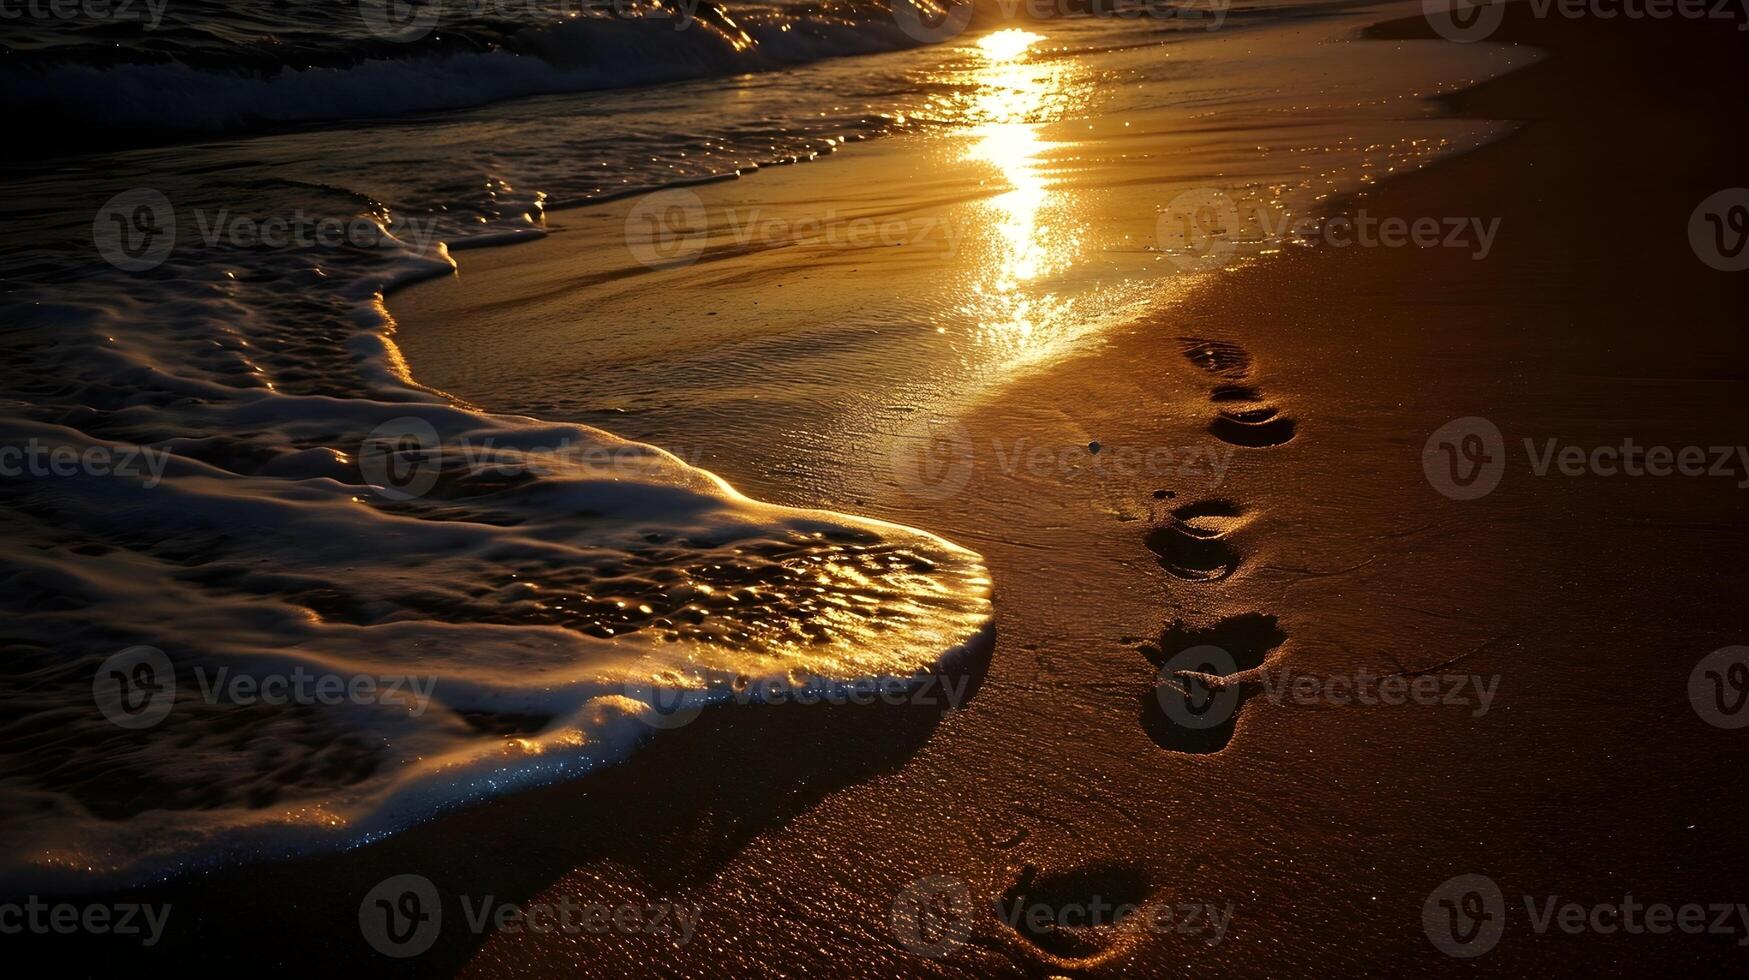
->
[0,1,1519,890]
[395,9,1527,514]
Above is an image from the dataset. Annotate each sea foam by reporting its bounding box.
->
[0,184,991,893]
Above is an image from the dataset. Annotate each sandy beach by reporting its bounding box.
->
[382,5,1749,977]
[8,1,1748,976]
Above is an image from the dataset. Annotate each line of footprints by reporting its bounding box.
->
[1139,338,1297,754]
[954,339,1298,969]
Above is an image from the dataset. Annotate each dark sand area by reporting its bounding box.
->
[34,6,1749,976]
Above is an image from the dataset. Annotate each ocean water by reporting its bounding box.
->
[0,0,1510,890]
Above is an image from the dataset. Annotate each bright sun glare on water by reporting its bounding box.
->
[976,28,1043,62]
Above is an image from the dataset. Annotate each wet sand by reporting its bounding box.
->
[418,9,1749,976]
[42,5,1749,976]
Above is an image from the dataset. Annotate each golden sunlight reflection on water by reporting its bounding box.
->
[944,30,1137,372]
[850,29,1156,497]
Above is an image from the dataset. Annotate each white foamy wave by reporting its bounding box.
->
[0,184,991,893]
[3,12,923,137]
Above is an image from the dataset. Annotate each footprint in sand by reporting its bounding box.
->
[1176,338,1298,447]
[995,861,1153,960]
[1208,404,1297,447]
[1137,613,1287,754]
[1143,499,1248,582]
[1178,337,1252,379]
